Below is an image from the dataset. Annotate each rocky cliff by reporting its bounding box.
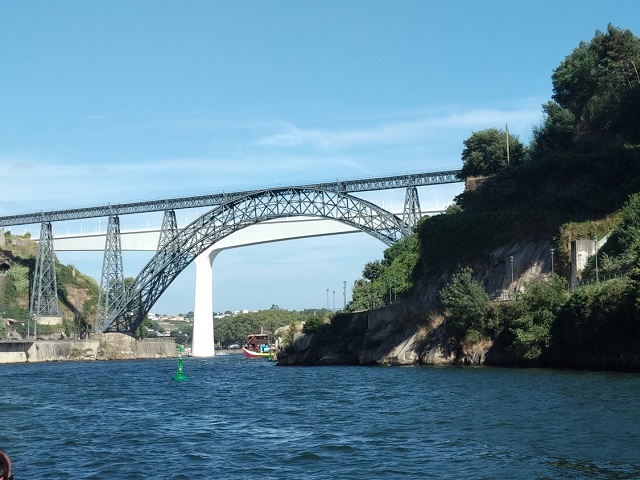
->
[277,240,554,367]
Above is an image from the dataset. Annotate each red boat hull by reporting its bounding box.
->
[241,347,272,359]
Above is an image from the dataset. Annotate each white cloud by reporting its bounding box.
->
[256,101,544,150]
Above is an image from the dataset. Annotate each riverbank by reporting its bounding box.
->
[275,301,640,372]
[0,333,176,364]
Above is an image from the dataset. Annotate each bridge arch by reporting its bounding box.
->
[104,187,410,332]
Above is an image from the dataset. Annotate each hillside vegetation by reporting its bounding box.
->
[0,231,99,339]
[301,24,640,369]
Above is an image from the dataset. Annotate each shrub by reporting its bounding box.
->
[508,275,569,360]
[439,267,490,341]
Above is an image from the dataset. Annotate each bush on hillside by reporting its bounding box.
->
[439,267,490,341]
[549,275,640,367]
[507,275,568,360]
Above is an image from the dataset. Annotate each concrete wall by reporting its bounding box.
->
[570,236,609,287]
[97,333,177,360]
[0,335,176,364]
[37,316,63,326]
[0,339,99,364]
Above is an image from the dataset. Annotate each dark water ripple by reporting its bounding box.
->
[1,356,640,479]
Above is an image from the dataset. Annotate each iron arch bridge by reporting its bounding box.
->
[104,187,412,333]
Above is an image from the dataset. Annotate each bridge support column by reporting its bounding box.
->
[402,185,421,230]
[191,246,219,357]
[30,222,60,334]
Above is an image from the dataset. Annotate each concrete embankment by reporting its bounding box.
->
[0,333,176,364]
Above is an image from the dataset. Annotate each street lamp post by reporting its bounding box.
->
[594,236,599,283]
[343,281,347,310]
[332,290,335,312]
[510,256,514,295]
[326,288,329,310]
[550,248,555,274]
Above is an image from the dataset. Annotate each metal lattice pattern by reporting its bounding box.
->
[157,209,178,251]
[0,169,461,227]
[104,187,411,333]
[402,186,422,230]
[30,222,60,317]
[95,215,126,332]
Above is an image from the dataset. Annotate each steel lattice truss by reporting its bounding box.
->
[104,187,411,333]
[0,169,461,227]
[29,222,60,317]
[95,216,126,332]
[157,209,178,251]
[402,186,421,230]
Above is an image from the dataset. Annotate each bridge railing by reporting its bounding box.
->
[0,168,461,227]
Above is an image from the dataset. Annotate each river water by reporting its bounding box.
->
[1,355,639,479]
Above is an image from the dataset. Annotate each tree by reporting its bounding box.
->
[508,275,568,360]
[362,260,384,281]
[528,101,576,161]
[460,128,526,178]
[439,267,490,340]
[590,193,640,274]
[552,24,640,142]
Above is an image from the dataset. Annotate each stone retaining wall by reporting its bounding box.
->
[0,335,176,364]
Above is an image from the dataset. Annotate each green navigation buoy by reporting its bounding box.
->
[172,345,188,382]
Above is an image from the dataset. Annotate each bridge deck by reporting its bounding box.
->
[0,169,460,227]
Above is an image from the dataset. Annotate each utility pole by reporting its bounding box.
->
[506,123,510,165]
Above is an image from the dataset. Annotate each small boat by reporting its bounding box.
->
[241,333,274,359]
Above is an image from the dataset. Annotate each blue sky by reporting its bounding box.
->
[1,1,639,314]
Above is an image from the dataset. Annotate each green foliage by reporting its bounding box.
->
[439,267,490,340]
[460,128,526,178]
[362,260,383,281]
[347,234,419,312]
[7,264,29,295]
[170,324,192,346]
[136,316,154,339]
[215,309,317,346]
[550,277,640,364]
[0,320,6,338]
[308,312,367,353]
[302,315,325,334]
[558,215,620,261]
[552,24,640,143]
[592,193,640,274]
[529,101,576,161]
[444,204,462,215]
[508,275,568,360]
[2,305,29,322]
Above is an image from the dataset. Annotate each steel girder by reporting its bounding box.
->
[95,215,126,332]
[103,187,411,333]
[0,169,461,227]
[30,222,60,318]
[157,209,178,251]
[402,186,422,230]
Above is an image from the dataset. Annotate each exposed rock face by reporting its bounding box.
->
[278,240,557,367]
[278,303,460,367]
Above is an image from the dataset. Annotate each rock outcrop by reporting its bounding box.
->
[278,240,556,367]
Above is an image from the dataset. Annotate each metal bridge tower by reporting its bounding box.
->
[157,209,178,251]
[30,222,60,322]
[402,185,421,230]
[95,215,126,332]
